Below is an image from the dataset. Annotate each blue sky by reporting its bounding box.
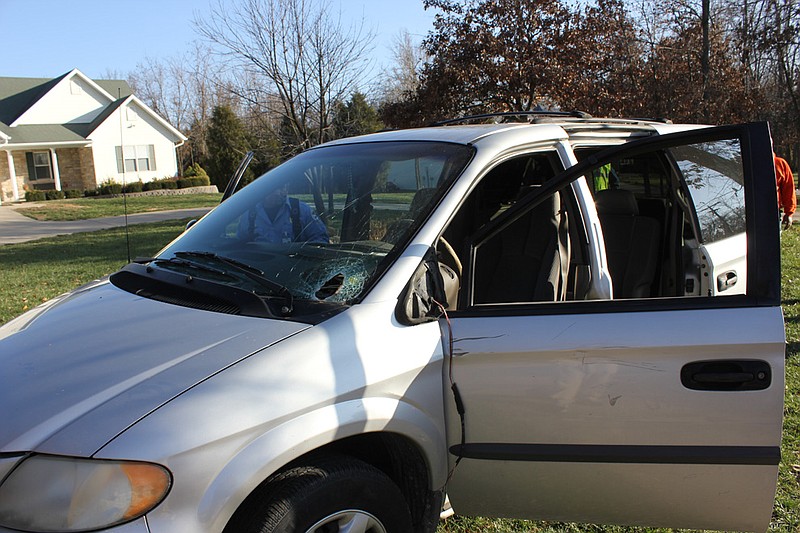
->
[1,0,435,80]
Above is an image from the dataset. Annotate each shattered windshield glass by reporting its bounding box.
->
[147,141,473,319]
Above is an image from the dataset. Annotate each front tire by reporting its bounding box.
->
[226,456,413,533]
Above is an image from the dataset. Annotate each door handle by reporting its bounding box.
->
[681,360,771,391]
[717,271,738,292]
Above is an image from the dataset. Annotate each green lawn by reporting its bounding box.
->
[11,192,414,222]
[0,219,189,324]
[13,194,222,221]
[0,223,798,532]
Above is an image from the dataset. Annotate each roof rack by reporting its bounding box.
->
[431,110,592,126]
[430,112,674,127]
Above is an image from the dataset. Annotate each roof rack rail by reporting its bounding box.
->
[431,110,592,126]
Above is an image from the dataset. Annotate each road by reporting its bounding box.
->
[0,205,212,245]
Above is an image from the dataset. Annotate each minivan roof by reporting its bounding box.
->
[317,118,683,149]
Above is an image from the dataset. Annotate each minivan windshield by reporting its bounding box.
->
[120,141,473,320]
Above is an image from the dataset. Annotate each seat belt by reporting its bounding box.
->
[289,197,302,240]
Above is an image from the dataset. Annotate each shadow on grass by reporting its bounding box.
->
[786,341,800,359]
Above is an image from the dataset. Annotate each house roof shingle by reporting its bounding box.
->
[0,70,169,148]
[0,74,67,125]
[0,72,133,127]
[3,124,93,144]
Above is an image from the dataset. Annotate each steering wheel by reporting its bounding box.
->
[437,237,462,278]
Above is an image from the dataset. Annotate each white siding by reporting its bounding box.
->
[88,102,180,186]
[14,75,112,126]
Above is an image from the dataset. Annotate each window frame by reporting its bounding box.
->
[449,122,778,317]
[116,145,156,173]
[25,151,54,185]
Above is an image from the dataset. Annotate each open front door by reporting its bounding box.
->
[442,123,784,531]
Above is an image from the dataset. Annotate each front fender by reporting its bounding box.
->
[197,396,448,531]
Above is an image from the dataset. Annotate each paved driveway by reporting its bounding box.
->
[0,205,212,245]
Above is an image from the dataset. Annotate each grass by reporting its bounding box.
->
[12,192,411,222]
[1,222,799,532]
[13,194,222,221]
[0,219,189,324]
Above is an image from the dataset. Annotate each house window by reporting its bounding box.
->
[115,145,156,173]
[25,151,53,188]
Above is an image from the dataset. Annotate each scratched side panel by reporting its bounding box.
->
[445,306,783,447]
[443,305,784,530]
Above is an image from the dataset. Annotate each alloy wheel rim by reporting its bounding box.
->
[305,509,387,533]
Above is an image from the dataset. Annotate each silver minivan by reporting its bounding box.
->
[0,116,785,533]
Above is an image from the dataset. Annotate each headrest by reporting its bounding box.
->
[595,189,639,216]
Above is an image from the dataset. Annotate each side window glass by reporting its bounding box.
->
[591,140,748,300]
[670,140,745,243]
[441,152,591,307]
[472,184,577,304]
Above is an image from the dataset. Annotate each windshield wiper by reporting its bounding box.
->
[133,256,229,276]
[173,251,294,314]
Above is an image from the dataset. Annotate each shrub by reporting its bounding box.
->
[25,190,46,202]
[64,189,83,199]
[123,181,143,193]
[184,163,210,182]
[143,177,179,190]
[142,180,163,191]
[177,176,210,188]
[45,190,65,201]
[98,180,123,195]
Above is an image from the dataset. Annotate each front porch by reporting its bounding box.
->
[1,145,96,204]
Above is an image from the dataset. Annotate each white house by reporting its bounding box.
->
[0,68,187,204]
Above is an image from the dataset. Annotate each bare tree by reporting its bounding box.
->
[129,43,229,169]
[195,0,375,156]
[378,30,427,104]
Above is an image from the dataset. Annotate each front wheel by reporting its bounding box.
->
[225,456,413,533]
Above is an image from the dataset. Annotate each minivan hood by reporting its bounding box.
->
[0,281,309,456]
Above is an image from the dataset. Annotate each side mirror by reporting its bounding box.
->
[221,151,255,202]
[185,219,197,231]
[396,247,459,325]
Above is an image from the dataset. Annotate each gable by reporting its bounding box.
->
[0,76,63,125]
[0,70,184,148]
[88,97,186,144]
[12,73,114,126]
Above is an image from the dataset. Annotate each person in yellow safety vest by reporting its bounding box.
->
[593,163,619,192]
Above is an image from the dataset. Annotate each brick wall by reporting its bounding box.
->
[57,148,96,191]
[0,152,10,201]
[0,152,28,202]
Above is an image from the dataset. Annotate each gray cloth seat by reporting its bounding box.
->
[474,193,569,303]
[595,189,661,298]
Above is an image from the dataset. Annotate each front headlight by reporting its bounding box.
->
[0,454,171,532]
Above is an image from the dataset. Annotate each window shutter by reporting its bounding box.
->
[115,146,123,173]
[148,145,156,171]
[26,152,36,179]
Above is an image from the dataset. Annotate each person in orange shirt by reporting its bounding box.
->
[775,152,796,230]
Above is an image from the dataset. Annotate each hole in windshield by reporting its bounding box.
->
[152,141,473,317]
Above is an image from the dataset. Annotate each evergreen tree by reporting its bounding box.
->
[331,93,383,140]
[204,105,252,189]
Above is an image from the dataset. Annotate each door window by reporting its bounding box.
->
[672,140,746,243]
[453,125,776,308]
